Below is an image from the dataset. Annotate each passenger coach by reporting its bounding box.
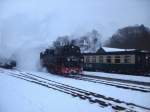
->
[83,47,150,74]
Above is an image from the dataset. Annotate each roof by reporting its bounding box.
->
[83,47,150,55]
[102,47,135,52]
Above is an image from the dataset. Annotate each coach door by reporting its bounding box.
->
[145,55,150,68]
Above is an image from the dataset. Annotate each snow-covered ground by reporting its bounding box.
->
[84,71,150,83]
[0,69,109,112]
[0,68,150,112]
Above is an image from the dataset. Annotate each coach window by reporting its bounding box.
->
[115,56,120,64]
[92,56,96,63]
[85,56,90,63]
[124,56,131,63]
[99,56,103,63]
[146,56,150,65]
[106,56,111,63]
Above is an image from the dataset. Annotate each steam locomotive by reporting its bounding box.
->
[40,44,83,75]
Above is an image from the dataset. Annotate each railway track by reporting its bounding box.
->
[3,70,150,112]
[67,74,150,93]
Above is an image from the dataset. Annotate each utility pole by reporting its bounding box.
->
[0,32,1,45]
[0,32,4,48]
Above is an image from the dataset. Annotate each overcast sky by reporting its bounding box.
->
[0,0,149,40]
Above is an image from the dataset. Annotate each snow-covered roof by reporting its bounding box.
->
[82,47,136,53]
[102,47,135,52]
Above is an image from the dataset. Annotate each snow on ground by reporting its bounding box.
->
[0,68,150,112]
[0,69,110,112]
[10,69,150,107]
[84,71,150,83]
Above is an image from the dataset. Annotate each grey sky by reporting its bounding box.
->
[0,0,149,40]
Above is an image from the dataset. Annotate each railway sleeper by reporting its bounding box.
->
[88,97,97,104]
[78,94,87,100]
[84,92,91,96]
[71,94,78,97]
[91,93,107,99]
[107,97,115,101]
[112,99,122,104]
[94,99,109,107]
[112,105,126,111]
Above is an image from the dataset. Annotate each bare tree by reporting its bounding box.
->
[105,25,150,50]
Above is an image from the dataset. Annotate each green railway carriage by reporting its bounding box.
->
[83,48,150,74]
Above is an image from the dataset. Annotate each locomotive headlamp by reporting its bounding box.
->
[145,56,149,59]
[67,58,70,61]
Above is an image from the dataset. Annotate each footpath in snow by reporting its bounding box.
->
[84,71,150,83]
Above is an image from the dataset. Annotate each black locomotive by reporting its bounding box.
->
[0,58,16,69]
[40,44,83,75]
